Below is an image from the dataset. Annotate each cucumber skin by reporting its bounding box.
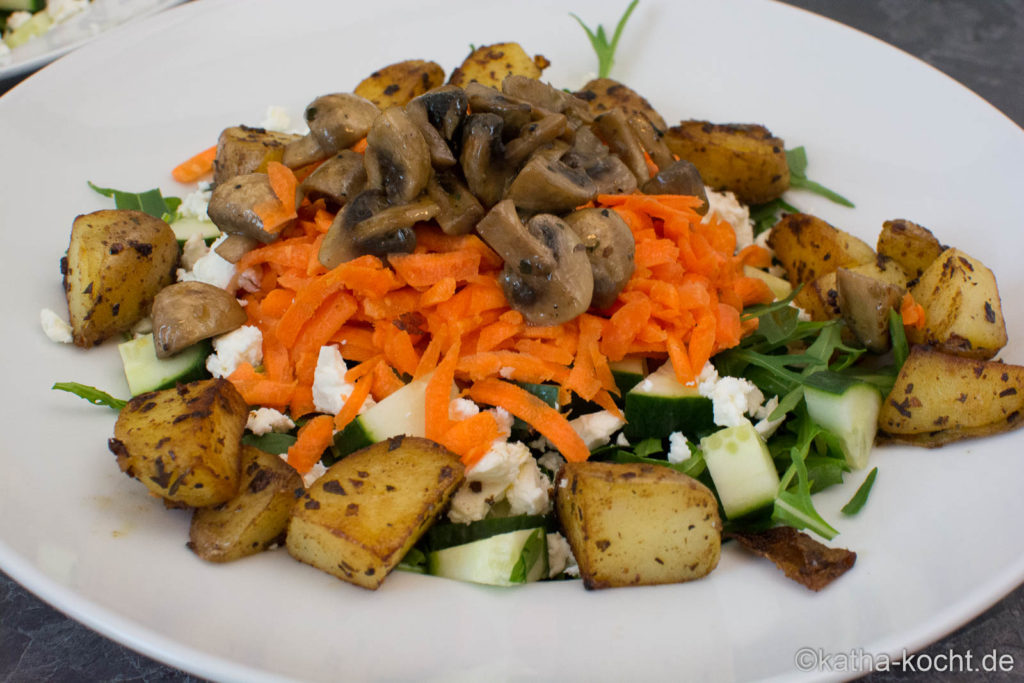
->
[427,527,548,586]
[118,335,211,396]
[624,393,715,441]
[328,420,374,463]
[700,422,779,520]
[426,514,549,552]
[804,383,881,470]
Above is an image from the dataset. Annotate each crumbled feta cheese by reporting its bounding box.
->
[537,450,565,476]
[6,11,32,31]
[570,410,625,450]
[177,186,212,220]
[449,397,480,421]
[490,406,514,437]
[703,376,764,428]
[246,407,295,436]
[792,305,812,322]
[39,308,72,343]
[177,234,236,289]
[753,396,786,439]
[704,188,754,251]
[302,461,327,488]
[206,325,263,378]
[131,316,153,337]
[47,0,88,24]
[667,431,691,463]
[179,232,209,271]
[498,366,515,379]
[615,432,630,447]
[261,106,293,134]
[312,345,353,415]
[546,532,577,578]
[448,441,551,524]
[697,361,720,396]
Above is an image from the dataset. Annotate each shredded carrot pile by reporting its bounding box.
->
[211,174,772,472]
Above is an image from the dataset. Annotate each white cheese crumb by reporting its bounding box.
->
[448,441,551,524]
[569,410,625,450]
[130,316,153,338]
[5,11,32,31]
[302,461,327,488]
[615,432,630,447]
[39,308,73,344]
[546,532,577,578]
[537,450,565,476]
[449,397,480,421]
[704,376,764,428]
[490,406,514,438]
[667,431,691,464]
[177,234,236,290]
[179,232,209,271]
[177,186,212,221]
[246,408,295,436]
[753,396,786,439]
[312,345,353,416]
[261,106,293,134]
[498,366,515,379]
[704,188,754,251]
[206,325,263,379]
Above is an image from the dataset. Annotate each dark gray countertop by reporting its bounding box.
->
[2,1,1022,680]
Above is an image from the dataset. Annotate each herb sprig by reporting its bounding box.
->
[571,0,639,79]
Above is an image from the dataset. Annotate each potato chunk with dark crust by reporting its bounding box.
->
[448,42,549,89]
[354,59,445,108]
[109,379,248,507]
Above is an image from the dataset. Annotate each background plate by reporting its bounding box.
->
[0,0,1022,680]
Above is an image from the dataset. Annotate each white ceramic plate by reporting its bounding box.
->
[0,0,184,80]
[1,0,1022,680]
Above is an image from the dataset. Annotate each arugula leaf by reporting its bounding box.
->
[632,437,663,459]
[509,527,547,584]
[771,406,839,540]
[750,196,800,236]
[889,308,910,370]
[241,432,297,455]
[785,146,855,207]
[52,382,127,411]
[571,0,639,79]
[88,181,181,221]
[397,547,428,574]
[841,467,878,515]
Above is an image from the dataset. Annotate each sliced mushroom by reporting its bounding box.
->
[212,125,299,186]
[463,82,533,135]
[305,93,380,155]
[504,113,569,166]
[405,98,457,169]
[363,106,433,205]
[505,152,597,214]
[460,112,512,208]
[641,159,709,215]
[151,281,247,358]
[214,234,261,264]
[475,200,593,325]
[501,74,593,126]
[627,113,675,171]
[318,189,436,269]
[595,108,651,184]
[564,208,635,309]
[281,134,327,169]
[406,85,467,168]
[426,169,485,236]
[207,173,287,244]
[297,149,367,209]
[562,126,638,195]
[836,268,905,353]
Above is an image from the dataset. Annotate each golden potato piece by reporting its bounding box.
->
[213,125,300,186]
[555,461,721,589]
[574,77,668,131]
[876,219,946,281]
[109,379,248,507]
[767,213,875,287]
[878,346,1024,445]
[189,446,304,562]
[664,120,790,204]
[286,436,464,590]
[908,248,1007,359]
[448,42,550,89]
[64,209,178,348]
[354,59,445,108]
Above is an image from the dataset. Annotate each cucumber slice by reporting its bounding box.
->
[427,526,548,586]
[4,10,50,48]
[700,421,779,519]
[803,373,881,470]
[170,216,220,245]
[426,514,548,552]
[624,361,714,440]
[331,372,432,459]
[118,333,211,396]
[610,356,647,394]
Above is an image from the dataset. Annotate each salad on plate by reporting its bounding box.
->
[48,2,1024,594]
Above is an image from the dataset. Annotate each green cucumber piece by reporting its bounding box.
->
[118,334,211,396]
[331,371,432,460]
[425,515,548,552]
[624,361,714,440]
[427,526,548,586]
[700,421,779,519]
[4,9,50,47]
[610,356,647,394]
[803,373,881,470]
[170,216,220,245]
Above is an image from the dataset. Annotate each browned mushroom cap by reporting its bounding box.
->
[460,112,512,208]
[641,159,709,215]
[305,93,380,155]
[836,268,905,353]
[426,169,485,236]
[561,126,638,195]
[151,281,247,358]
[207,173,289,244]
[318,189,437,269]
[504,113,569,166]
[464,82,533,133]
[214,234,261,264]
[475,200,593,325]
[405,85,468,168]
[501,74,593,126]
[212,125,299,186]
[298,149,367,209]
[595,108,651,184]
[564,207,635,309]
[627,113,675,171]
[281,134,325,169]
[363,106,433,205]
[405,99,457,169]
[505,152,597,214]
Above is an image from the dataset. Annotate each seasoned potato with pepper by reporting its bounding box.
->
[574,77,668,131]
[64,209,178,348]
[555,461,721,589]
[907,248,1007,359]
[189,446,304,562]
[109,379,248,507]
[664,120,790,204]
[287,436,464,590]
[876,218,946,281]
[354,59,445,108]
[768,213,876,287]
[878,346,1024,445]
[448,42,550,89]
[213,126,300,186]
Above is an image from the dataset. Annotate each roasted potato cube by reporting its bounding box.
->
[189,446,304,562]
[663,120,789,204]
[908,248,1007,359]
[555,461,721,589]
[213,125,301,186]
[286,436,464,590]
[354,59,445,108]
[876,219,946,281]
[767,213,875,287]
[878,346,1024,445]
[573,77,668,131]
[64,209,178,347]
[109,379,248,507]
[448,42,550,89]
